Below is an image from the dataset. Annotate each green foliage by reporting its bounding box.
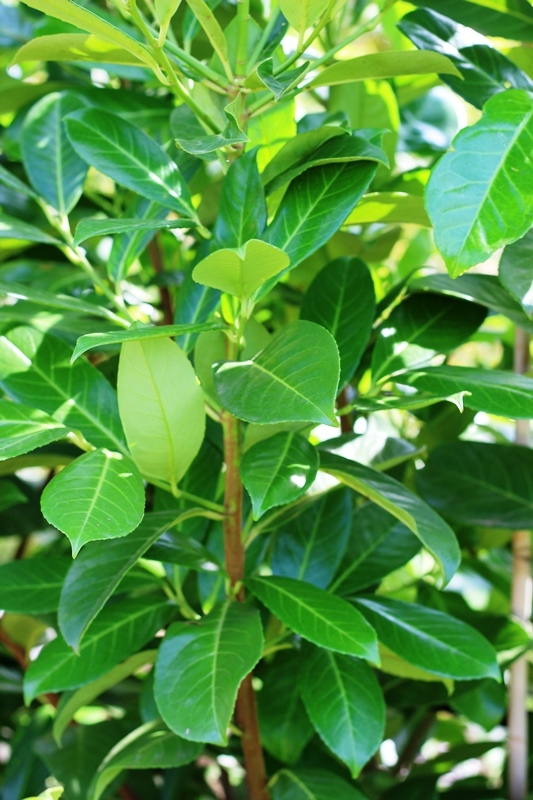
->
[1,0,532,797]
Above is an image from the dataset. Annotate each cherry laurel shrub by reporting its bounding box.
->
[1,0,533,798]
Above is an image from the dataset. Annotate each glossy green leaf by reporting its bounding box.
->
[214,321,340,426]
[13,33,146,66]
[319,451,460,586]
[213,149,266,248]
[403,365,533,419]
[154,602,264,744]
[331,503,420,595]
[354,596,500,681]
[53,650,157,745]
[254,59,308,100]
[192,239,290,300]
[345,192,430,227]
[65,109,197,221]
[257,650,313,765]
[183,0,231,79]
[174,269,221,353]
[89,720,201,800]
[371,293,487,384]
[41,448,145,556]
[59,511,196,648]
[311,49,461,87]
[0,400,68,460]
[247,576,379,662]
[417,441,533,528]
[0,213,61,246]
[409,0,533,43]
[24,597,171,702]
[241,432,318,519]
[300,648,384,776]
[301,257,375,386]
[144,527,221,570]
[176,97,249,155]
[72,321,224,362]
[0,280,121,324]
[117,337,205,488]
[21,92,88,215]
[425,89,533,277]
[271,489,351,589]
[108,198,169,283]
[73,217,197,246]
[499,227,533,316]
[263,161,377,272]
[0,162,39,201]
[263,130,388,194]
[270,769,368,800]
[0,327,126,452]
[399,8,533,110]
[0,557,70,614]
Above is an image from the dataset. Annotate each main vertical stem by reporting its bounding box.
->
[222,335,270,800]
[509,327,531,800]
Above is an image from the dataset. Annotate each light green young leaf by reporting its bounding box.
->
[117,337,205,488]
[154,602,264,744]
[354,596,500,681]
[17,0,159,72]
[270,769,367,800]
[41,449,145,556]
[278,0,330,37]
[247,576,379,662]
[65,109,198,221]
[72,321,224,362]
[21,92,88,215]
[22,789,64,800]
[193,239,290,301]
[0,556,71,614]
[184,0,232,79]
[499,227,533,316]
[301,648,385,776]
[54,650,158,744]
[73,216,198,246]
[345,192,431,227]
[426,89,533,277]
[89,720,201,800]
[311,49,461,87]
[214,321,340,426]
[241,431,318,519]
[0,400,68,460]
[24,596,171,702]
[155,0,183,44]
[13,33,146,66]
[319,451,460,586]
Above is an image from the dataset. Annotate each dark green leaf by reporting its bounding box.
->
[271,489,351,589]
[41,448,145,556]
[241,432,318,519]
[65,109,198,220]
[108,198,169,283]
[354,596,500,681]
[144,527,221,570]
[214,148,266,248]
[59,511,194,648]
[0,480,27,512]
[425,89,533,277]
[301,648,384,776]
[257,650,313,765]
[270,769,368,800]
[403,365,533,419]
[247,576,378,661]
[214,321,340,426]
[154,602,264,745]
[409,0,533,42]
[499,227,533,316]
[319,452,460,586]
[73,216,198,246]
[398,8,533,110]
[301,257,375,386]
[417,441,533,528]
[71,321,224,362]
[0,279,122,323]
[262,161,377,272]
[0,326,126,452]
[24,596,171,701]
[174,268,221,353]
[0,162,39,201]
[21,92,89,215]
[0,399,68,460]
[0,556,70,613]
[371,293,487,384]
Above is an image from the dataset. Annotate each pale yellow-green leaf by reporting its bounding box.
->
[117,338,205,490]
[192,239,290,300]
[22,789,64,800]
[311,50,462,88]
[155,0,183,44]
[12,34,145,67]
[184,0,232,79]
[278,0,330,34]
[345,192,431,227]
[17,0,159,72]
[378,643,454,693]
[246,101,297,171]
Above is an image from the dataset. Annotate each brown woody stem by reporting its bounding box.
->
[222,333,269,800]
